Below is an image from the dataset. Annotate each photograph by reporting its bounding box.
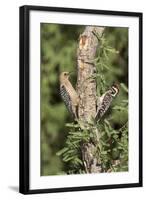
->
[41,23,128,176]
[20,6,142,193]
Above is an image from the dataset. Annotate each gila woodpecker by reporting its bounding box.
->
[59,72,79,119]
[96,84,119,121]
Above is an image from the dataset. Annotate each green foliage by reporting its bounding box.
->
[57,118,128,173]
[97,120,128,172]
[56,121,96,174]
[41,24,83,175]
[95,28,128,171]
[57,28,128,173]
[41,24,128,175]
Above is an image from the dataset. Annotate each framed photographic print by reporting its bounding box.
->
[19,5,143,194]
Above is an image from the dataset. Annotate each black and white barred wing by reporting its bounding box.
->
[60,85,75,118]
[96,92,113,121]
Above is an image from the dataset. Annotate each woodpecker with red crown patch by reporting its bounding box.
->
[95,84,119,121]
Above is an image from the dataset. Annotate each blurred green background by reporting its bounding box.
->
[41,23,128,176]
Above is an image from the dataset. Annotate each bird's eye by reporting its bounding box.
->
[110,87,115,95]
[111,89,115,94]
[64,73,67,76]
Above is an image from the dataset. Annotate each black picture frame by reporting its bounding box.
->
[19,5,143,194]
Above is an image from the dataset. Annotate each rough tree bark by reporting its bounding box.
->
[76,26,105,173]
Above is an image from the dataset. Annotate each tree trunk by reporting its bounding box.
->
[76,26,104,173]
